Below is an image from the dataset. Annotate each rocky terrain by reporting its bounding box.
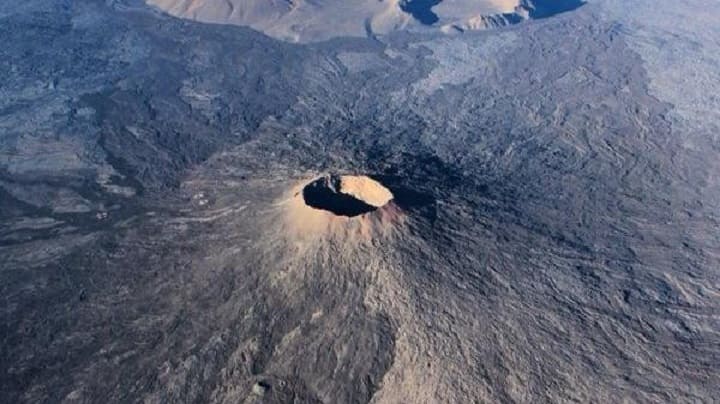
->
[1,0,719,403]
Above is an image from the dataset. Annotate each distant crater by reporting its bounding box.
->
[398,0,586,29]
[400,0,442,25]
[441,0,586,32]
[522,0,586,19]
[302,175,393,217]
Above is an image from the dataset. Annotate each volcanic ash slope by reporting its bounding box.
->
[145,0,413,42]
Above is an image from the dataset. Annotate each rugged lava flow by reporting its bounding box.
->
[302,175,393,217]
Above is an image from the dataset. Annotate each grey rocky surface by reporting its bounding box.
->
[1,0,718,403]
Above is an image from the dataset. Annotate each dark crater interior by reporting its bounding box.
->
[302,176,379,217]
[399,0,586,26]
[526,0,586,19]
[400,0,442,25]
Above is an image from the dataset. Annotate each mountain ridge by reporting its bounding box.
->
[145,0,585,42]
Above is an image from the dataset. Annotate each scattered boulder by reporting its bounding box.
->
[251,381,270,397]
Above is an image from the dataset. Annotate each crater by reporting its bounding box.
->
[302,175,394,217]
[400,0,442,25]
